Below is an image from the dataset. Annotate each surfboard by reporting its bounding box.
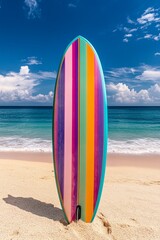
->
[52,36,108,223]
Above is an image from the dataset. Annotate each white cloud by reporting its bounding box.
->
[144,7,154,15]
[105,65,160,100]
[137,7,160,24]
[137,33,160,41]
[153,33,160,41]
[127,17,136,24]
[155,52,160,56]
[0,66,35,93]
[128,28,138,33]
[137,69,160,81]
[124,34,132,38]
[124,27,130,32]
[24,56,42,65]
[123,38,129,43]
[24,0,41,19]
[148,84,160,102]
[137,13,156,24]
[107,83,148,104]
[115,7,160,42]
[107,82,130,92]
[0,66,56,103]
[144,34,152,39]
[20,66,30,75]
[31,71,57,80]
[28,91,53,102]
[105,65,160,105]
[124,27,138,33]
[105,67,137,79]
[107,82,160,105]
[156,23,160,29]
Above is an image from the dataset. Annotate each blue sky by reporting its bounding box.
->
[0,0,160,106]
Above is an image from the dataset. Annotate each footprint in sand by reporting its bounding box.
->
[118,223,131,228]
[130,218,137,223]
[149,181,160,185]
[12,230,20,236]
[40,176,50,180]
[98,212,112,234]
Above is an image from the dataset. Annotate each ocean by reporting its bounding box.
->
[0,106,160,154]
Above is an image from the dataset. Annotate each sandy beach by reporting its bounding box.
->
[0,153,160,240]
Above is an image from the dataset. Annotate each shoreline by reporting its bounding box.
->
[0,151,159,168]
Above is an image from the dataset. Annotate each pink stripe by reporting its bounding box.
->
[64,45,72,222]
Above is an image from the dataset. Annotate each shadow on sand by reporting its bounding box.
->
[3,195,66,224]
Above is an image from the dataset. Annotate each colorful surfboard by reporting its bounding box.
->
[52,36,108,223]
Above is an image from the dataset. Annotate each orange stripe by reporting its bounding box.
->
[86,44,95,222]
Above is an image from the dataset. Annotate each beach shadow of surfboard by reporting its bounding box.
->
[3,194,66,224]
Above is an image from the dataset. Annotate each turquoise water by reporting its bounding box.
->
[109,106,160,140]
[108,106,160,154]
[0,107,52,139]
[0,107,52,152]
[0,106,160,153]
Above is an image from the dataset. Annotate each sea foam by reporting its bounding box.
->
[108,138,160,154]
[0,136,160,154]
[0,136,51,152]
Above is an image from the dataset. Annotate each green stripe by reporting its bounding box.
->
[79,38,87,221]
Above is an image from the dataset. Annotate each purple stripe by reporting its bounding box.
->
[54,80,58,183]
[94,57,98,207]
[94,57,104,207]
[96,60,104,204]
[58,60,65,200]
[71,40,78,220]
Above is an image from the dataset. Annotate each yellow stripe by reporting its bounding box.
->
[86,44,95,222]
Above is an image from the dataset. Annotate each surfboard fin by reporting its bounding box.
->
[76,205,81,221]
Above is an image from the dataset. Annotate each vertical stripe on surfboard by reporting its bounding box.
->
[64,46,72,222]
[57,61,65,200]
[54,77,58,184]
[71,40,78,220]
[91,45,107,222]
[94,55,104,208]
[79,38,87,221]
[86,43,95,222]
